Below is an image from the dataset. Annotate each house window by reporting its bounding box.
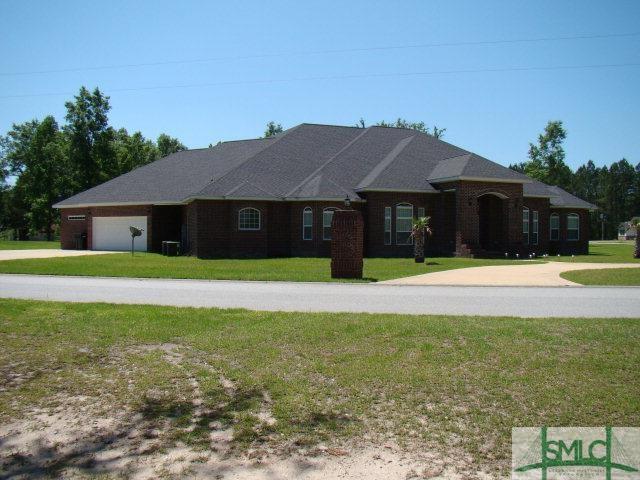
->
[396,203,413,245]
[550,213,559,241]
[522,208,529,245]
[567,213,579,241]
[302,207,313,240]
[532,211,539,245]
[323,208,336,240]
[417,207,426,219]
[384,207,391,245]
[67,215,86,221]
[238,207,261,231]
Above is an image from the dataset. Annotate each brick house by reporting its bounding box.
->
[55,123,596,258]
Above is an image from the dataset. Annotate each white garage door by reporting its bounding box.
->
[92,216,148,251]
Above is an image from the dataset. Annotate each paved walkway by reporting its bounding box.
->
[380,261,640,286]
[1,274,639,318]
[0,249,121,261]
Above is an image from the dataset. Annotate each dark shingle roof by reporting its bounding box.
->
[54,123,594,209]
[546,186,598,210]
[55,138,275,206]
[427,153,531,183]
[523,180,597,209]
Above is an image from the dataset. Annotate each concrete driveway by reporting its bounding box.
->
[1,274,639,318]
[0,249,122,261]
[380,261,640,286]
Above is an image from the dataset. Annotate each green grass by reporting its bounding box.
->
[551,241,639,263]
[0,240,60,250]
[0,253,538,282]
[561,267,640,286]
[0,299,638,475]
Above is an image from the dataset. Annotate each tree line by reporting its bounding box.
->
[0,87,186,240]
[1,92,637,242]
[510,121,639,239]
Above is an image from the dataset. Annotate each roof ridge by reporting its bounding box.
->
[284,127,372,197]
[188,124,304,200]
[356,134,416,189]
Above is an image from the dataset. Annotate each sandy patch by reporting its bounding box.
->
[0,249,123,261]
[0,343,498,479]
[380,261,640,286]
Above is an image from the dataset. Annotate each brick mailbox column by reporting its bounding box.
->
[331,209,364,279]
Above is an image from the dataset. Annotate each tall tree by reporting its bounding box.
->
[525,121,572,189]
[64,87,115,191]
[157,133,186,157]
[113,129,159,175]
[264,121,283,138]
[5,117,68,240]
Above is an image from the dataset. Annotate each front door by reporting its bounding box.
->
[478,195,504,251]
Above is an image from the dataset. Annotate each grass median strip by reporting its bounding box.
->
[561,267,640,285]
[0,253,539,282]
[0,240,60,250]
[0,298,638,477]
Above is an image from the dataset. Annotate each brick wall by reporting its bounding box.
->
[60,207,91,249]
[60,195,591,258]
[60,205,152,250]
[289,201,351,257]
[549,208,590,255]
[360,192,444,257]
[522,197,551,256]
[452,181,524,255]
[330,209,364,278]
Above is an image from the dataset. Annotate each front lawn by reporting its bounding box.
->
[0,240,60,250]
[0,299,637,478]
[0,253,537,282]
[561,267,640,286]
[553,241,639,263]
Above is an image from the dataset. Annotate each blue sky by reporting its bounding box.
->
[1,0,639,170]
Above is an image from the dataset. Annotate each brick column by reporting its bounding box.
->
[330,209,364,279]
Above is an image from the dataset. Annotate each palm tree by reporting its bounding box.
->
[632,218,640,259]
[411,216,433,263]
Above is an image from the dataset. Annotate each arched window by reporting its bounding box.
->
[396,203,413,245]
[302,207,313,240]
[567,213,579,241]
[238,207,261,231]
[322,208,336,240]
[550,213,560,241]
[522,207,530,245]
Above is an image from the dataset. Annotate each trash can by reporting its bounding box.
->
[73,233,87,250]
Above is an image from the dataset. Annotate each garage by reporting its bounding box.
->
[92,216,148,251]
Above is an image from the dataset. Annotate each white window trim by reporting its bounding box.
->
[532,210,539,245]
[302,206,313,240]
[417,207,426,219]
[67,215,86,221]
[550,213,560,241]
[238,207,261,231]
[522,207,530,245]
[384,206,392,245]
[567,213,580,241]
[396,203,413,245]
[322,208,336,241]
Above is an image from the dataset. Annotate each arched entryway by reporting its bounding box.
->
[477,192,507,252]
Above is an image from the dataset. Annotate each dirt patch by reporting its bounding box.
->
[0,343,495,479]
[0,407,492,479]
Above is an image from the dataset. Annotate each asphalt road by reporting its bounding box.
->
[1,274,639,318]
